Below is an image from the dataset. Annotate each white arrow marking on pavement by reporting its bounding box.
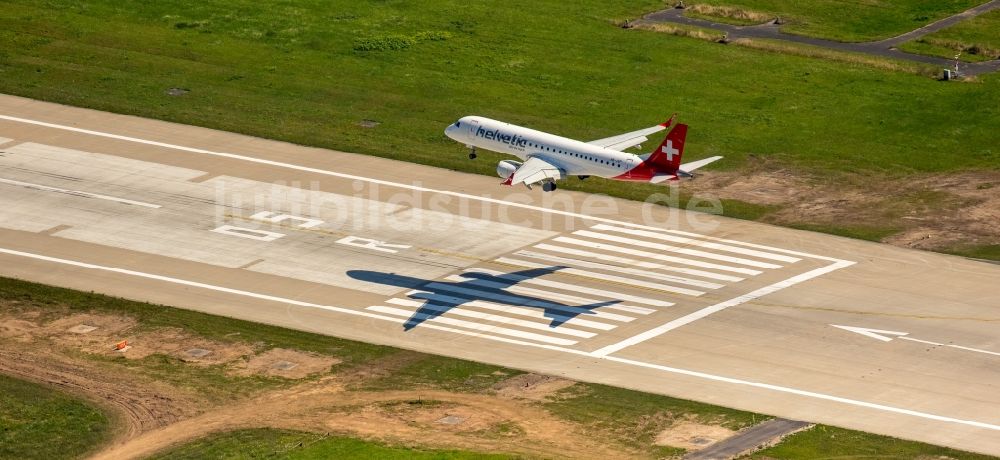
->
[831,325,908,342]
[832,324,1000,357]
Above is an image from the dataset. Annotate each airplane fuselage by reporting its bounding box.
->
[445,116,649,180]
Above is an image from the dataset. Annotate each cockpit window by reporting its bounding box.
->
[455,122,461,128]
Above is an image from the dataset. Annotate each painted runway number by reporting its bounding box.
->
[336,236,412,254]
[249,211,323,228]
[210,225,284,242]
[211,210,322,242]
[211,212,412,254]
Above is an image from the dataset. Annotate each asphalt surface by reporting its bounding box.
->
[0,95,998,455]
[684,419,812,459]
[643,0,1000,76]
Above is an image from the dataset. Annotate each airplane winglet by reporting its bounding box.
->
[502,173,514,186]
[659,113,677,128]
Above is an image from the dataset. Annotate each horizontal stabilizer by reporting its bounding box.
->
[679,155,723,172]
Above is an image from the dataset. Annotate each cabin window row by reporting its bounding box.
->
[525,142,624,167]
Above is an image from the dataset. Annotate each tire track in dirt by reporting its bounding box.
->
[0,348,205,441]
[90,378,632,460]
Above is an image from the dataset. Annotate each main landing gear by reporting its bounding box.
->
[542,181,557,192]
[468,146,477,159]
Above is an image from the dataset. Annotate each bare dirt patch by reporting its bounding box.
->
[1,308,635,460]
[91,384,634,460]
[654,419,735,450]
[687,4,774,24]
[0,316,40,342]
[492,373,577,401]
[690,167,1000,252]
[374,399,496,432]
[882,172,1000,250]
[691,168,808,206]
[119,327,254,365]
[0,347,205,440]
[227,348,340,379]
[43,313,138,354]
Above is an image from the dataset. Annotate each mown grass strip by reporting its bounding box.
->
[0,374,111,460]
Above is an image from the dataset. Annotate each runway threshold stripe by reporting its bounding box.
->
[552,237,762,276]
[591,259,858,357]
[467,267,675,308]
[365,306,578,346]
[440,275,651,316]
[533,244,745,282]
[0,177,162,209]
[575,230,783,269]
[662,228,843,262]
[514,250,725,289]
[387,297,618,330]
[378,299,596,338]
[417,283,639,321]
[496,257,707,296]
[591,224,801,263]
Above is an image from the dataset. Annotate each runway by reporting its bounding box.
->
[0,95,998,454]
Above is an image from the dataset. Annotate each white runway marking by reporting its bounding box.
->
[665,228,844,262]
[591,259,856,357]
[495,257,709,296]
[833,324,1000,357]
[0,177,162,208]
[366,306,579,345]
[533,243,745,282]
[513,250,725,289]
[439,275,651,316]
[1,246,994,433]
[387,297,619,330]
[468,267,676,308]
[574,230,783,269]
[552,237,763,275]
[590,224,802,263]
[371,302,596,338]
[417,282,645,318]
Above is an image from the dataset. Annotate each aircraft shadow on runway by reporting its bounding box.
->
[347,267,621,331]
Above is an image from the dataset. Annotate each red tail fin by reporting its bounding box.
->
[648,124,687,173]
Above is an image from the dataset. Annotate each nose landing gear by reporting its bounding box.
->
[468,146,477,160]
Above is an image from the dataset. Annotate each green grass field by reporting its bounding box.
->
[0,0,997,182]
[0,374,111,460]
[2,0,999,256]
[681,0,984,41]
[149,428,515,459]
[900,9,1000,62]
[749,425,997,460]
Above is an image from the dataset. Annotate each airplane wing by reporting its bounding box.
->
[587,114,675,151]
[679,156,724,173]
[507,156,565,186]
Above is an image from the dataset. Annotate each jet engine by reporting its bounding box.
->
[496,160,521,179]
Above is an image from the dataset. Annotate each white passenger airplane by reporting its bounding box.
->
[444,115,722,191]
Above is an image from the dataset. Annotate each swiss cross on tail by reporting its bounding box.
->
[652,124,687,173]
[663,140,680,161]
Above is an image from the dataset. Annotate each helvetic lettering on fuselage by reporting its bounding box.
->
[444,115,722,192]
[475,126,529,148]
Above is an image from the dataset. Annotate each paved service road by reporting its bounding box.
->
[0,95,997,454]
[643,0,1000,76]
